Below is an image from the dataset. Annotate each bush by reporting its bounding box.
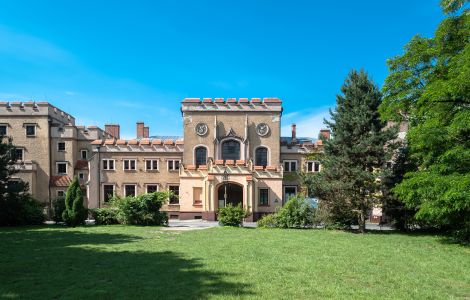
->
[62,177,87,227]
[52,197,66,223]
[0,194,45,226]
[90,208,119,225]
[111,192,168,226]
[257,195,315,229]
[218,203,247,227]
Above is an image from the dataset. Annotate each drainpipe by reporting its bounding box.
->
[96,145,101,208]
[47,117,53,218]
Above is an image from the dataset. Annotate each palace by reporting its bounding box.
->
[0,99,329,221]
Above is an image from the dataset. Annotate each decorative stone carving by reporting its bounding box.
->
[256,123,269,136]
[195,123,208,136]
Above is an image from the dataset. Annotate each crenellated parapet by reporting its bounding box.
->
[0,101,75,125]
[181,97,282,113]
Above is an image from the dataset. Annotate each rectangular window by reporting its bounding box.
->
[306,161,320,173]
[146,184,159,193]
[58,142,66,151]
[283,160,297,172]
[124,184,137,197]
[57,190,65,197]
[57,162,67,174]
[102,159,115,170]
[0,124,7,136]
[169,185,180,204]
[25,124,36,136]
[81,150,88,159]
[78,172,85,180]
[193,187,202,205]
[103,184,114,202]
[145,159,159,171]
[168,159,180,171]
[259,188,269,206]
[283,186,297,204]
[123,159,136,170]
[15,148,24,161]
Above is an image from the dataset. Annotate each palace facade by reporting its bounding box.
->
[1,98,328,221]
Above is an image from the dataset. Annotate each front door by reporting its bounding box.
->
[217,183,243,208]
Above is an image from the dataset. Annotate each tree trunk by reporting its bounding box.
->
[358,211,366,233]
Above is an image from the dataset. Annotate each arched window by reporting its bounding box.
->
[222,140,240,160]
[195,146,207,167]
[255,147,268,166]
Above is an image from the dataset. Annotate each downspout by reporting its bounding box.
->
[48,117,53,218]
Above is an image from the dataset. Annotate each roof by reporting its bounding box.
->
[74,160,88,170]
[280,136,316,145]
[182,97,281,104]
[50,176,71,187]
[90,137,184,147]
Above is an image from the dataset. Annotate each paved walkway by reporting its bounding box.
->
[164,219,257,231]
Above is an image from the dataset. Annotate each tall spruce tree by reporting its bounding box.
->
[307,70,397,233]
[62,177,86,227]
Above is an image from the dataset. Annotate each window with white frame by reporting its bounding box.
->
[283,160,298,172]
[0,124,7,136]
[56,162,67,174]
[80,149,88,159]
[167,159,180,171]
[145,159,159,171]
[103,184,115,202]
[102,159,115,170]
[123,159,136,171]
[168,185,180,204]
[25,124,36,136]
[146,184,159,193]
[15,148,24,161]
[57,142,66,151]
[306,161,320,173]
[124,184,137,197]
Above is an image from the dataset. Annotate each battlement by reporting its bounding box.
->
[181,97,282,113]
[0,101,75,125]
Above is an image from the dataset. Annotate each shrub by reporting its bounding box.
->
[218,203,247,227]
[62,177,87,227]
[52,196,66,223]
[0,194,45,226]
[258,195,315,229]
[111,192,168,226]
[90,208,119,225]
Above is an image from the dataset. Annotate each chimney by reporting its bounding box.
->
[143,126,149,138]
[105,124,120,139]
[136,122,144,139]
[319,129,331,140]
[291,124,297,142]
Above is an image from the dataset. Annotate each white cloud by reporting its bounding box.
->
[281,107,331,138]
[65,91,76,96]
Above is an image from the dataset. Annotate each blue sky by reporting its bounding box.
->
[0,0,444,139]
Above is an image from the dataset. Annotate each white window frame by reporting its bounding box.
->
[57,190,65,197]
[167,159,180,171]
[123,184,137,197]
[306,161,321,173]
[146,184,159,193]
[56,161,68,175]
[57,141,66,152]
[168,185,180,204]
[102,159,115,170]
[283,186,298,203]
[80,149,88,159]
[24,124,36,137]
[145,159,159,171]
[283,160,298,172]
[15,148,24,161]
[123,159,137,171]
[0,124,8,136]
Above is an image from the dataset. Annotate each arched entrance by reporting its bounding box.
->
[217,182,243,209]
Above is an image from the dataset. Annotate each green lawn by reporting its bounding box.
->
[0,226,469,299]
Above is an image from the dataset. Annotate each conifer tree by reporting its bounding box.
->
[62,177,86,226]
[307,70,397,232]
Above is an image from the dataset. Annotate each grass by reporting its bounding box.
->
[0,226,469,299]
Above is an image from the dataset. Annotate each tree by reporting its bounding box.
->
[62,177,87,227]
[379,2,470,241]
[0,135,44,226]
[306,70,397,233]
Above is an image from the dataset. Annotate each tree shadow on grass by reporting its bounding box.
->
[0,227,253,299]
[362,228,469,247]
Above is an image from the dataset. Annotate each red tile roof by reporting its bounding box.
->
[91,140,102,145]
[50,176,71,187]
[75,160,88,170]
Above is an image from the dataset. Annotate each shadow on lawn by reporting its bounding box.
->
[0,227,253,299]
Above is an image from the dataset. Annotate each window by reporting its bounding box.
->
[284,186,297,203]
[81,150,88,159]
[259,188,269,206]
[222,140,240,160]
[15,148,24,161]
[102,159,115,170]
[78,172,85,180]
[123,159,136,170]
[193,187,202,205]
[57,142,66,151]
[255,147,268,166]
[124,184,136,197]
[195,147,207,167]
[306,161,320,173]
[169,185,180,204]
[57,190,65,197]
[0,124,7,136]
[25,124,36,136]
[168,159,180,171]
[145,159,159,171]
[103,184,114,202]
[283,160,297,172]
[57,162,67,174]
[146,184,158,193]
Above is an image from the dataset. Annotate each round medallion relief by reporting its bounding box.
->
[256,123,270,136]
[195,123,208,136]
